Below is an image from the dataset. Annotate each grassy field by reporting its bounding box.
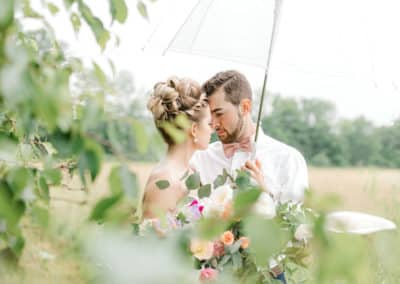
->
[3,163,400,283]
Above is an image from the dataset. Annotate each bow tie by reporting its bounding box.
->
[222,137,253,158]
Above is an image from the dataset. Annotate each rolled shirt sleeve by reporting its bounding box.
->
[278,149,309,202]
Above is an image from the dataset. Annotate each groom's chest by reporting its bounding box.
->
[200,151,281,187]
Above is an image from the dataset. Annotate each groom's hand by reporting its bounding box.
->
[241,159,268,193]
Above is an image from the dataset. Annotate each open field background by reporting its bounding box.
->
[4,164,400,283]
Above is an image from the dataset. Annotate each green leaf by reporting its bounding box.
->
[42,142,58,155]
[38,176,50,201]
[160,122,186,144]
[42,168,62,185]
[198,184,211,198]
[63,0,75,9]
[109,165,139,199]
[174,114,190,130]
[185,172,201,190]
[79,1,110,50]
[78,138,103,182]
[136,1,148,19]
[0,0,14,29]
[229,239,242,254]
[31,204,49,227]
[70,12,81,34]
[132,120,148,154]
[219,254,231,266]
[233,188,261,217]
[23,0,42,18]
[213,174,227,188]
[235,170,251,190]
[47,3,60,15]
[93,61,107,85]
[108,58,116,78]
[6,168,34,198]
[196,217,228,240]
[0,182,26,227]
[232,252,243,269]
[244,216,289,266]
[89,194,122,222]
[109,0,128,23]
[9,235,25,259]
[155,180,170,190]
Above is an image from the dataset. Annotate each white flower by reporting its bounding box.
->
[210,184,233,205]
[252,192,276,219]
[294,224,313,241]
[202,185,233,219]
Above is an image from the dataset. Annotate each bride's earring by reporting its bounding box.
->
[193,136,198,144]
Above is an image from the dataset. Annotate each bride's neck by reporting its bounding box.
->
[165,141,194,169]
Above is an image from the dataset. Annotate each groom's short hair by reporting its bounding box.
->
[202,70,252,105]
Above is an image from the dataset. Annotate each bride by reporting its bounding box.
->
[142,76,213,220]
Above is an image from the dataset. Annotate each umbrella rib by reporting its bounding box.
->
[187,0,215,51]
[162,0,208,56]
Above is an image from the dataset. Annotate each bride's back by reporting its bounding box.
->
[142,162,188,219]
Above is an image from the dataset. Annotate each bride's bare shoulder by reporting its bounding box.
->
[145,165,178,192]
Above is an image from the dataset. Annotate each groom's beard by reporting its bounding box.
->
[218,114,245,144]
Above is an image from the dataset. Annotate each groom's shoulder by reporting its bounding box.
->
[261,133,306,161]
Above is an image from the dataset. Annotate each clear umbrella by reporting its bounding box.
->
[145,0,400,128]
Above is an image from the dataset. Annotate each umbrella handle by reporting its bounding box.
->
[255,0,284,142]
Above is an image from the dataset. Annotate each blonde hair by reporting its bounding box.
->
[147,76,208,145]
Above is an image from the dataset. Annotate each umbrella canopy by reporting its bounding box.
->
[145,0,400,124]
[326,211,397,234]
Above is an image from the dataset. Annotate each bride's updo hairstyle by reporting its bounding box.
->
[147,76,208,145]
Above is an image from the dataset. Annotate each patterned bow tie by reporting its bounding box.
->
[222,137,253,158]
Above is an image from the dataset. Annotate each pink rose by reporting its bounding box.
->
[199,268,218,282]
[213,241,225,257]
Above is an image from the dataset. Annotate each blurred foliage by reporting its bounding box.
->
[0,0,157,268]
[262,94,400,168]
[0,1,399,284]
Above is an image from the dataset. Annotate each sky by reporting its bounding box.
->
[29,0,400,125]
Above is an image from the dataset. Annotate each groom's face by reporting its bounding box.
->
[208,88,244,144]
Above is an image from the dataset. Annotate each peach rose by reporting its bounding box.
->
[239,237,250,249]
[190,239,214,260]
[220,231,234,246]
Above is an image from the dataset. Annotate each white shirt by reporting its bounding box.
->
[189,129,309,202]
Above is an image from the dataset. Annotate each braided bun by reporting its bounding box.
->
[147,76,208,145]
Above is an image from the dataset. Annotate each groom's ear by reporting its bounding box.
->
[240,99,252,115]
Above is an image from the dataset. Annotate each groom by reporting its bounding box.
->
[190,70,308,202]
[190,70,308,283]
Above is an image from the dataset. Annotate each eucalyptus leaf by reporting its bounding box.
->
[198,184,211,198]
[185,172,201,190]
[232,252,243,269]
[155,180,170,190]
[235,170,251,190]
